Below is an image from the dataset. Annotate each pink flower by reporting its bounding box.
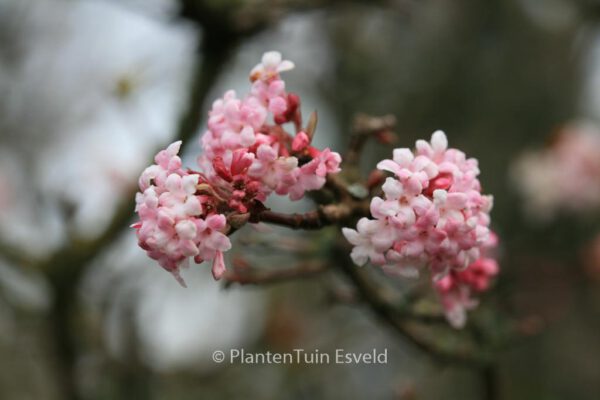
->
[288,148,342,200]
[342,218,388,266]
[377,147,438,197]
[202,90,267,159]
[249,51,295,83]
[200,51,341,202]
[292,131,310,152]
[134,51,343,284]
[138,141,184,192]
[212,251,227,280]
[192,214,231,268]
[512,122,600,218]
[343,131,497,326]
[133,142,232,286]
[435,235,499,328]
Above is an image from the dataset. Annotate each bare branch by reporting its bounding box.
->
[223,260,328,287]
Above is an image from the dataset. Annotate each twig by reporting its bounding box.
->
[345,113,397,166]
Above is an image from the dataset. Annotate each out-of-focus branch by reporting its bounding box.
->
[345,113,397,166]
[336,245,493,368]
[11,13,244,399]
[0,239,35,268]
[180,0,395,35]
[223,260,328,287]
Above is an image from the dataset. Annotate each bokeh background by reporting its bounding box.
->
[1,0,600,399]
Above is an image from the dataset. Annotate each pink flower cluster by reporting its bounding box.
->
[199,51,341,201]
[133,52,341,285]
[342,131,497,326]
[512,122,600,219]
[132,141,231,286]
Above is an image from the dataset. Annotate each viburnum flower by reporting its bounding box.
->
[134,51,342,284]
[434,234,499,328]
[249,51,295,83]
[132,141,231,286]
[512,122,600,219]
[343,130,498,326]
[199,51,340,202]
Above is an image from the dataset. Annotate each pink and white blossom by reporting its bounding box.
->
[344,131,493,276]
[133,142,231,286]
[199,51,340,201]
[249,51,295,83]
[135,51,342,284]
[343,130,498,326]
[435,234,499,327]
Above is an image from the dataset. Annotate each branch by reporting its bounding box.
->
[16,27,238,400]
[223,260,328,287]
[255,209,329,230]
[345,113,397,166]
[336,247,492,368]
[254,202,357,230]
[0,238,36,268]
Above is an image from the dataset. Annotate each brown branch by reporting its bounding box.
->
[254,201,359,230]
[251,172,372,231]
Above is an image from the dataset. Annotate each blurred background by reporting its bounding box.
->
[1,0,600,399]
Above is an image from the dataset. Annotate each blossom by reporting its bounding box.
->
[249,51,295,83]
[199,51,341,201]
[133,142,231,286]
[288,148,342,200]
[134,51,342,284]
[434,235,499,328]
[342,218,389,267]
[512,122,600,219]
[138,141,185,192]
[343,130,497,326]
[344,131,493,275]
[201,90,266,159]
[246,144,298,199]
